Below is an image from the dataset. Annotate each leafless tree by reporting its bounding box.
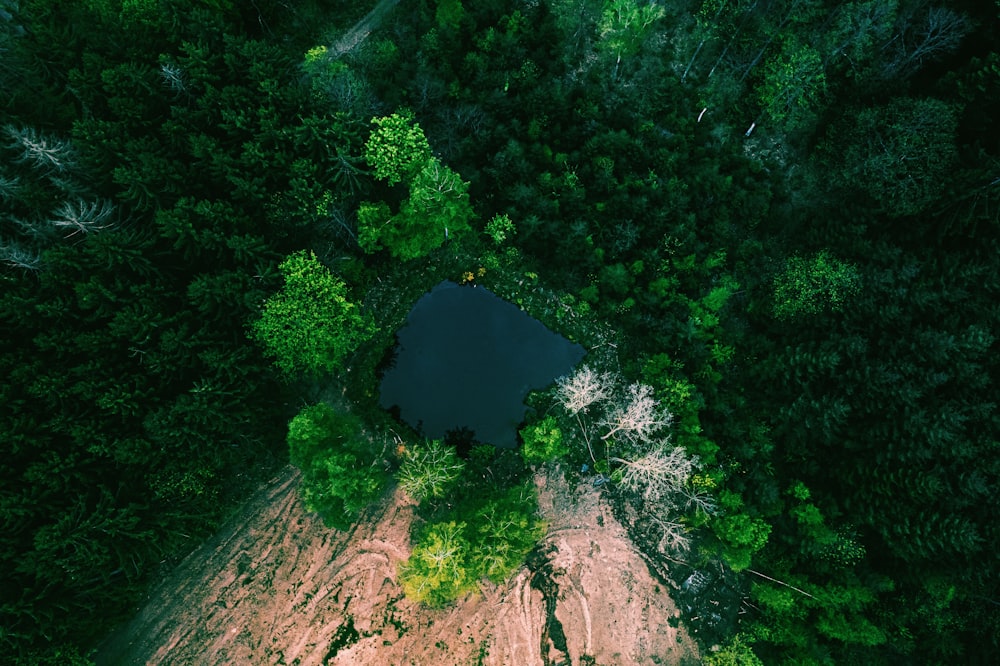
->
[4,125,76,175]
[159,61,186,95]
[600,382,671,446]
[649,511,693,557]
[555,364,616,415]
[555,364,617,462]
[50,199,115,237]
[613,445,695,502]
[0,241,41,270]
[880,4,969,78]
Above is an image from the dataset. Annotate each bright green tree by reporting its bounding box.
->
[598,0,666,80]
[703,633,764,666]
[250,250,375,377]
[757,39,826,131]
[396,439,464,502]
[398,521,477,606]
[520,415,568,465]
[359,111,472,260]
[287,404,388,530]
[364,110,432,186]
[379,159,473,260]
[772,250,860,320]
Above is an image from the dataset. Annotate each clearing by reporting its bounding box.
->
[95,466,699,665]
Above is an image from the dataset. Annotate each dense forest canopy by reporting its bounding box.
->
[1,0,997,664]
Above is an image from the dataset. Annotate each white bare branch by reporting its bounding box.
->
[159,62,186,94]
[0,241,42,270]
[613,445,695,502]
[3,125,76,175]
[680,485,718,517]
[50,199,115,237]
[555,364,616,415]
[600,382,671,445]
[649,512,692,556]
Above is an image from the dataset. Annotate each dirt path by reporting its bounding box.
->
[95,468,699,665]
[328,0,401,58]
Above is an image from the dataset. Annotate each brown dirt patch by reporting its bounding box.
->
[95,466,699,665]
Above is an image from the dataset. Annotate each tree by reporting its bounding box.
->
[398,521,477,606]
[554,364,617,462]
[364,110,432,186]
[250,250,375,377]
[839,97,959,217]
[287,404,389,529]
[600,382,672,447]
[703,633,764,666]
[520,415,568,465]
[612,445,695,503]
[359,111,473,260]
[879,5,970,79]
[598,0,666,80]
[772,250,860,320]
[377,158,473,260]
[396,439,464,502]
[555,364,616,415]
[756,39,825,131]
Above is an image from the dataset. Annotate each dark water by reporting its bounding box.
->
[379,281,585,448]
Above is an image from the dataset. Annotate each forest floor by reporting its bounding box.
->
[94,466,700,665]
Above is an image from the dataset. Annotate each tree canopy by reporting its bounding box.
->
[250,250,375,377]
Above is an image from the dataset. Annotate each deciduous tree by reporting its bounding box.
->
[250,250,374,377]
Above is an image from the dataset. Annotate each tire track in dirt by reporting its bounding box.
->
[96,467,699,665]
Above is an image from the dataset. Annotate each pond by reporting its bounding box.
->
[379,281,585,448]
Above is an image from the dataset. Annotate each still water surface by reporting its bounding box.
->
[379,281,585,448]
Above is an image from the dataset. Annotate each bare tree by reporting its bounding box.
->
[613,445,695,502]
[651,513,693,556]
[880,4,969,78]
[555,364,617,462]
[50,199,115,237]
[600,382,671,446]
[0,241,41,270]
[556,364,616,414]
[159,61,186,95]
[3,125,75,175]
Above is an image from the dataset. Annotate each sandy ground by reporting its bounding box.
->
[95,466,699,665]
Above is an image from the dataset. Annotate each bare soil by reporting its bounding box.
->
[95,466,698,665]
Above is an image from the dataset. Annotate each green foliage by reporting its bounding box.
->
[485,213,517,245]
[758,39,826,130]
[471,485,546,583]
[364,110,432,186]
[435,0,466,30]
[399,480,545,606]
[250,250,375,377]
[358,111,473,260]
[388,159,474,260]
[598,0,666,63]
[3,0,997,660]
[396,439,464,502]
[772,251,860,320]
[704,634,764,666]
[519,415,568,465]
[287,404,388,530]
[838,97,959,217]
[398,521,478,606]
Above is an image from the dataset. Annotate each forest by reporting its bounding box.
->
[0,0,997,664]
